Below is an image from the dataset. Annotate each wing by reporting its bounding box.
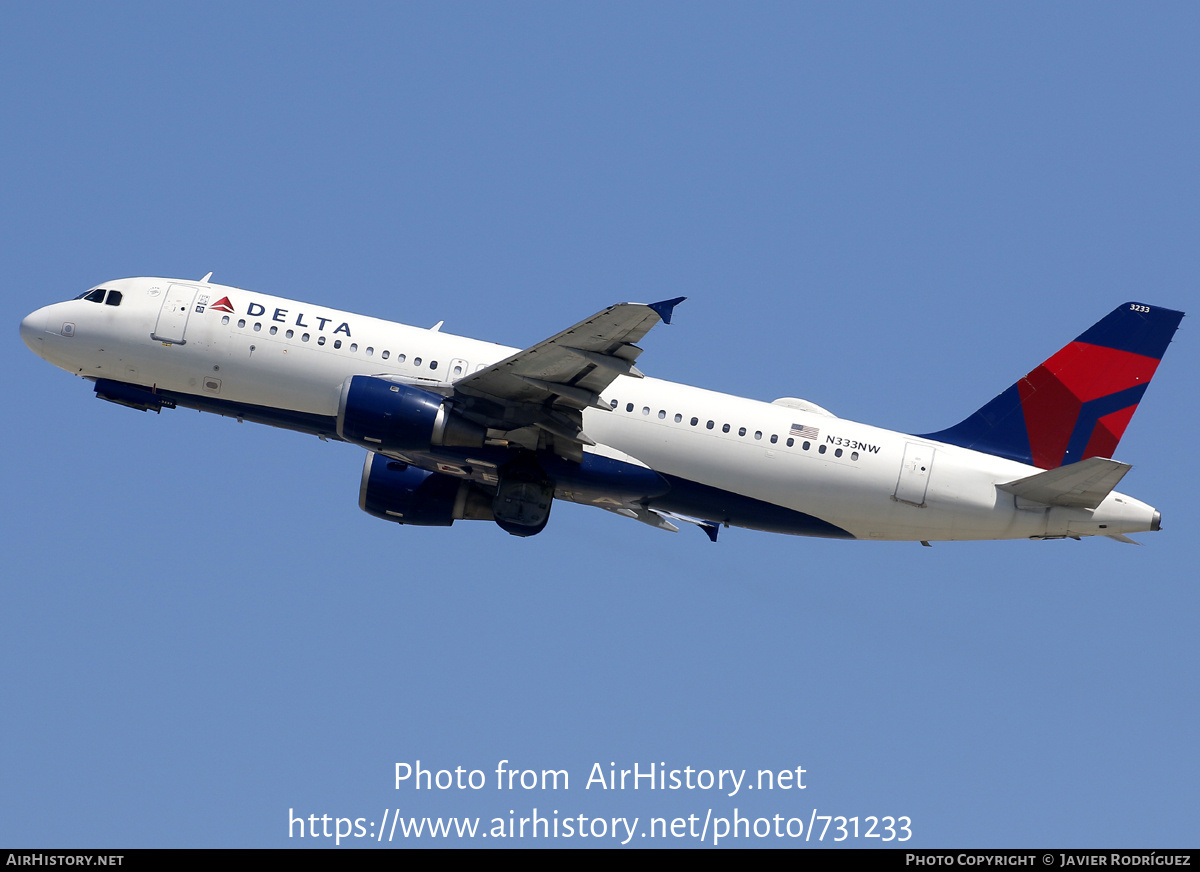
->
[449,297,685,461]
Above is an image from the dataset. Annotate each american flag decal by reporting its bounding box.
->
[790,422,820,439]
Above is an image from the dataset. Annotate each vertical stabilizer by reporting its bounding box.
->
[921,302,1183,469]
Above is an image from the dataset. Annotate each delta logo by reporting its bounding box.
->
[210,296,235,313]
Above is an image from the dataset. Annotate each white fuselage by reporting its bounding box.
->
[20,277,1161,542]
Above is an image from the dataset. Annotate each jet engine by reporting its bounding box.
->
[337,376,485,452]
[359,453,494,526]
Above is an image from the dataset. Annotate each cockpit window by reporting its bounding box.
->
[73,288,123,305]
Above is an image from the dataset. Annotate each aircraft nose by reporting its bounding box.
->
[20,307,49,355]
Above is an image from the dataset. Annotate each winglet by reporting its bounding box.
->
[648,296,687,325]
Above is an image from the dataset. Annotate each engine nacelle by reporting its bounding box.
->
[337,376,485,452]
[359,453,494,526]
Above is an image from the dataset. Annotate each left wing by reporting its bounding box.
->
[448,297,685,461]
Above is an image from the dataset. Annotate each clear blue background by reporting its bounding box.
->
[2,2,1197,847]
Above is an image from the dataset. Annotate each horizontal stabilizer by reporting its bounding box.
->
[1105,533,1142,545]
[997,456,1131,509]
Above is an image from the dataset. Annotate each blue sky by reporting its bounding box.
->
[3,2,1198,848]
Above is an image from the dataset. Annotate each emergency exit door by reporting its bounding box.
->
[894,442,935,507]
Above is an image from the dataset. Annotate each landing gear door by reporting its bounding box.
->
[894,442,935,507]
[151,284,199,345]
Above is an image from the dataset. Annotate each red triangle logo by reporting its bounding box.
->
[210,296,235,313]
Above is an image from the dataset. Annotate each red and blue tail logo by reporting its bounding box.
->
[922,302,1184,469]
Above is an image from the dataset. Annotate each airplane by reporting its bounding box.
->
[19,277,1183,544]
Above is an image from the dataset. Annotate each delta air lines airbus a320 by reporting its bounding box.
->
[20,277,1183,543]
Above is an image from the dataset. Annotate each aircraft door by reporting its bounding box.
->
[151,284,199,344]
[894,442,935,507]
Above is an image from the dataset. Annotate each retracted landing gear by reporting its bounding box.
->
[493,455,554,537]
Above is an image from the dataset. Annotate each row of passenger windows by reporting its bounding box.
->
[608,399,861,461]
[222,315,467,377]
[76,288,123,306]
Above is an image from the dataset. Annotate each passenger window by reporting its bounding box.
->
[627,403,634,412]
[851,451,859,461]
[707,420,714,429]
[429,360,437,370]
[104,291,122,306]
[302,333,310,342]
[802,441,810,450]
[254,323,261,332]
[397,354,406,363]
[269,326,278,335]
[642,407,650,416]
[317,336,326,346]
[835,448,843,457]
[770,434,778,444]
[367,347,374,357]
[286,329,294,339]
[754,431,762,440]
[414,357,422,366]
[691,417,698,426]
[674,414,682,423]
[610,399,619,409]
[334,340,342,349]
[382,350,390,360]
[738,427,746,436]
[658,410,666,419]
[818,444,827,454]
[786,438,794,447]
[238,319,246,328]
[222,316,230,326]
[722,424,730,433]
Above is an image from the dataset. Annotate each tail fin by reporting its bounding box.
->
[921,302,1184,469]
